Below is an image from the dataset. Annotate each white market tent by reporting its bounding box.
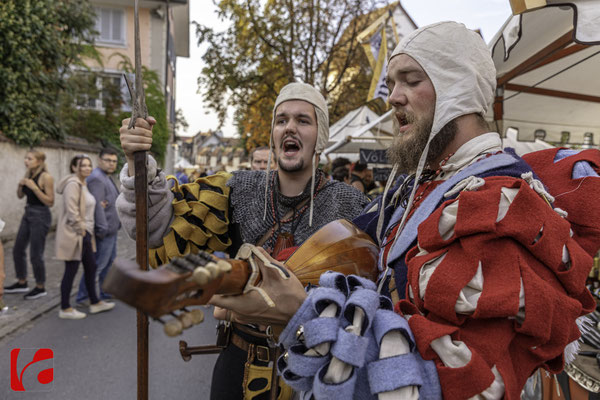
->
[326,1,600,160]
[323,107,555,161]
[328,106,394,144]
[504,127,554,156]
[489,1,600,147]
[174,158,194,169]
[323,106,395,160]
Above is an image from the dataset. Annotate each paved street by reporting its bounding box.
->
[0,230,219,399]
[0,229,137,340]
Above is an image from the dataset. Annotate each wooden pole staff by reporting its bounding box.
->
[125,0,149,398]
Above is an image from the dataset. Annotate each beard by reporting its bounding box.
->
[278,157,305,173]
[387,112,457,174]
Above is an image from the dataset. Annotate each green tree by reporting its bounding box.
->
[175,108,189,134]
[0,0,97,146]
[56,71,128,149]
[196,0,388,151]
[142,67,169,164]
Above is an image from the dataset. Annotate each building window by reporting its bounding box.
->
[95,7,125,46]
[75,73,132,113]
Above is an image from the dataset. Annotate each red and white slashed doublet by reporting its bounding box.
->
[523,148,600,257]
[397,176,595,399]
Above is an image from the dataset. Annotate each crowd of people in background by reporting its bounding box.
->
[2,149,118,320]
[0,144,388,320]
[175,148,387,201]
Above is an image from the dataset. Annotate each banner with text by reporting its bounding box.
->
[359,148,388,165]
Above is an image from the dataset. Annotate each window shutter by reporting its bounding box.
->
[112,9,123,42]
[100,9,111,41]
[95,7,125,44]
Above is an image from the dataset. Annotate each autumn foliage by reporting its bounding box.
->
[196,0,390,152]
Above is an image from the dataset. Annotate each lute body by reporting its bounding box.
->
[104,219,379,319]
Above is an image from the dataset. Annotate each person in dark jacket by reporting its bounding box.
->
[76,148,121,303]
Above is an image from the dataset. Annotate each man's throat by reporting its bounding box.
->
[277,170,313,197]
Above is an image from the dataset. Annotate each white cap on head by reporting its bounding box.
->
[271,82,329,153]
[376,22,498,271]
[264,82,330,227]
[389,21,496,139]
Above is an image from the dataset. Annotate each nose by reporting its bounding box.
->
[388,85,407,107]
[284,118,298,133]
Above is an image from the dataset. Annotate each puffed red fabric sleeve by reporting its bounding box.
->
[397,176,595,400]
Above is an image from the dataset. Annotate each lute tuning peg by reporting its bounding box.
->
[192,259,232,286]
[163,309,205,337]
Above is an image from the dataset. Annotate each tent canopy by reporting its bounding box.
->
[489,1,600,146]
[323,106,555,161]
[174,158,194,169]
[503,128,554,156]
[325,107,394,156]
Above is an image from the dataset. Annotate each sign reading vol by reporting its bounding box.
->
[359,148,388,165]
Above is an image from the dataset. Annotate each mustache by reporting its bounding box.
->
[395,110,416,125]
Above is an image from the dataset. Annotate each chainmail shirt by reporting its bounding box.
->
[228,169,369,251]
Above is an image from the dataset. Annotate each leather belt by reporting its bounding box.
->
[233,322,273,339]
[231,332,273,363]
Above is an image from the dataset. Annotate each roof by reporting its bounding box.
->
[489,1,600,146]
[324,107,394,155]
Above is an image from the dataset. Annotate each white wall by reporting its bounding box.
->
[0,142,101,240]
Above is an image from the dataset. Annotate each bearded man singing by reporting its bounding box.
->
[117,82,369,399]
[210,22,595,399]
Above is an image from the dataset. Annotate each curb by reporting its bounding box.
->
[0,229,135,341]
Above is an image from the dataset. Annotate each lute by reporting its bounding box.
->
[103,219,379,335]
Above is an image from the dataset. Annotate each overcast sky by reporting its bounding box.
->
[175,0,513,138]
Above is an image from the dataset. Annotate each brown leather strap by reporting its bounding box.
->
[231,332,274,363]
[269,346,283,400]
[255,196,312,248]
[387,275,400,305]
[233,322,273,339]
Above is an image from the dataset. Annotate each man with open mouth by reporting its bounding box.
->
[116,82,370,399]
[207,21,597,399]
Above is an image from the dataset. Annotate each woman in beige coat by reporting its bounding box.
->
[55,155,114,319]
